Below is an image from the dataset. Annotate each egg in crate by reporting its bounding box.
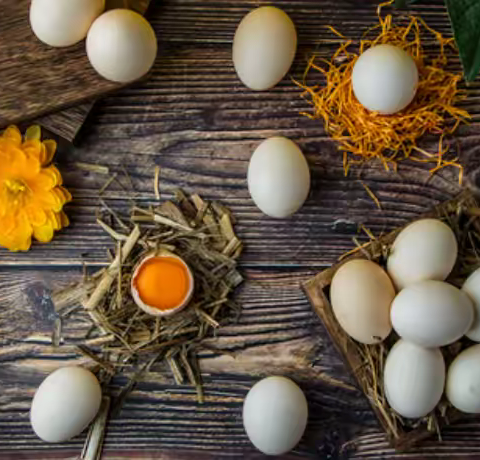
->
[384,340,445,419]
[462,267,480,342]
[387,218,458,290]
[446,344,480,413]
[330,259,395,344]
[390,280,474,347]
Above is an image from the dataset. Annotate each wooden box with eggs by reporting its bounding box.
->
[304,191,480,450]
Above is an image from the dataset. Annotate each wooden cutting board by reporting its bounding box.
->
[0,0,152,131]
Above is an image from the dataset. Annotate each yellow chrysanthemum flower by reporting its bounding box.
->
[0,125,72,252]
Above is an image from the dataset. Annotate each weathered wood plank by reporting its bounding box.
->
[1,268,480,459]
[0,44,472,266]
[0,0,152,130]
[2,0,480,458]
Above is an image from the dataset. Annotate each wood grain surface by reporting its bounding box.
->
[1,0,480,459]
[33,0,153,142]
[0,0,151,130]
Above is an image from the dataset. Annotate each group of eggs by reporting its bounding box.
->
[30,3,420,219]
[331,218,480,418]
[27,2,449,456]
[236,6,419,218]
[29,0,157,83]
[30,366,307,456]
[29,219,480,456]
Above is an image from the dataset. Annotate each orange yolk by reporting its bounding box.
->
[133,257,190,311]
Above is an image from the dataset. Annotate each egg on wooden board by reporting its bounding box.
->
[462,267,480,342]
[233,6,297,90]
[446,344,480,413]
[30,0,105,47]
[30,366,102,443]
[387,218,458,290]
[243,376,308,455]
[87,9,157,83]
[391,280,473,347]
[330,259,395,344]
[352,44,418,114]
[384,340,445,419]
[247,137,310,218]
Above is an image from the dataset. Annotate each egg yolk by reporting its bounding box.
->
[133,257,190,311]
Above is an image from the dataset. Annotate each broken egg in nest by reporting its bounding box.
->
[131,250,194,317]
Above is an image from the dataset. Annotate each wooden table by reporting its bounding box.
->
[1,1,480,458]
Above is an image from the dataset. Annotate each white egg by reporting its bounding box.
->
[384,340,445,419]
[87,9,157,83]
[446,344,480,413]
[352,44,418,114]
[30,0,105,47]
[330,259,395,344]
[247,137,310,218]
[30,366,102,443]
[462,267,480,342]
[387,218,458,290]
[243,376,308,455]
[391,280,473,347]
[233,7,297,90]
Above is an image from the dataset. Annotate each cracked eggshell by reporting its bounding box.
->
[130,251,194,317]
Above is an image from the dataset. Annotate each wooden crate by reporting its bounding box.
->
[303,191,479,450]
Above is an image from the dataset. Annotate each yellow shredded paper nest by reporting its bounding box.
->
[294,1,469,183]
[0,125,71,252]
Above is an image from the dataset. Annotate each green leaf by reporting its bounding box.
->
[445,0,480,82]
[395,0,417,7]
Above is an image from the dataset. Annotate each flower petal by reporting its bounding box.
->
[52,212,62,230]
[25,205,47,227]
[0,211,33,251]
[0,232,32,251]
[55,186,73,204]
[0,187,8,218]
[42,140,57,165]
[33,224,54,243]
[0,143,27,175]
[44,210,62,231]
[22,140,42,162]
[2,126,21,146]
[0,213,17,235]
[30,166,61,191]
[59,211,70,228]
[21,154,41,181]
[25,125,41,141]
[34,191,59,212]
